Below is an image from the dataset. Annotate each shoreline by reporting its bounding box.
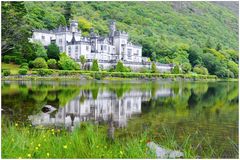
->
[1,73,237,82]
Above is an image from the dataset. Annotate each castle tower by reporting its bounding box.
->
[109,20,116,37]
[70,20,78,33]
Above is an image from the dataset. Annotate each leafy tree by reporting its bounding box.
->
[172,65,180,74]
[151,62,157,73]
[32,57,48,69]
[47,43,60,60]
[58,53,80,70]
[32,42,48,59]
[80,55,86,69]
[47,59,58,69]
[64,2,72,24]
[182,62,192,73]
[193,65,209,75]
[2,2,31,54]
[78,17,92,33]
[116,61,125,72]
[188,44,203,66]
[216,43,222,51]
[151,52,156,62]
[91,59,99,71]
[227,61,238,78]
[205,37,215,49]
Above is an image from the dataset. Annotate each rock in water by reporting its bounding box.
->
[41,105,56,113]
[147,141,184,158]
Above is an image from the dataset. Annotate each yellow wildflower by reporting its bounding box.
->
[120,151,123,155]
[15,123,18,127]
[38,144,41,147]
[27,154,31,157]
[29,124,32,127]
[63,145,67,149]
[51,129,54,132]
[47,153,50,157]
[35,147,39,150]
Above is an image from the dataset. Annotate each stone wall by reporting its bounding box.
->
[80,60,173,72]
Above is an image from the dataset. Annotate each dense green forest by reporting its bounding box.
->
[1,1,239,78]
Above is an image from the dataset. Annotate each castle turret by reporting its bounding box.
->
[109,20,116,37]
[70,20,78,33]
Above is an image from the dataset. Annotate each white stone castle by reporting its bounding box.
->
[31,20,173,71]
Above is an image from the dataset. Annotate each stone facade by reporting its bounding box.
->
[31,20,174,72]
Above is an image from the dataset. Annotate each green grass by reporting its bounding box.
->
[1,63,21,75]
[2,123,155,159]
[2,121,238,158]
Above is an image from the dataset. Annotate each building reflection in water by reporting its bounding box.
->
[29,88,173,132]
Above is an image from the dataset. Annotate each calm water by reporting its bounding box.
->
[1,80,239,158]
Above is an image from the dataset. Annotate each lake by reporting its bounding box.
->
[1,80,238,158]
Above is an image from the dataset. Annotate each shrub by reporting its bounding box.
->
[33,57,48,69]
[28,61,34,68]
[91,59,99,71]
[3,70,10,76]
[47,43,60,60]
[193,65,209,75]
[115,61,125,72]
[47,59,58,69]
[182,62,192,73]
[36,69,54,76]
[18,69,28,75]
[20,63,29,68]
[58,53,80,70]
[151,62,157,73]
[172,65,180,74]
[15,58,22,65]
[3,55,10,63]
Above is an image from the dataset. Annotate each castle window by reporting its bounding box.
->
[59,39,62,44]
[41,36,45,40]
[101,45,103,51]
[59,46,63,52]
[137,50,140,56]
[127,49,132,59]
[86,46,89,51]
[75,46,78,52]
[108,46,110,52]
[104,45,107,51]
[68,46,71,55]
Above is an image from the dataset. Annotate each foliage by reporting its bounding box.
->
[32,57,48,69]
[172,65,180,74]
[79,55,86,69]
[115,61,131,72]
[18,69,28,75]
[47,59,58,69]
[47,43,60,60]
[193,65,209,75]
[58,53,80,70]
[151,62,157,73]
[32,42,48,59]
[182,62,192,74]
[3,70,11,76]
[2,2,31,54]
[78,17,92,36]
[91,59,99,71]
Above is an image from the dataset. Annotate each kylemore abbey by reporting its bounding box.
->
[31,20,173,72]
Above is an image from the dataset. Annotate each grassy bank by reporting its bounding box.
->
[1,69,218,81]
[2,123,155,159]
[2,122,237,158]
